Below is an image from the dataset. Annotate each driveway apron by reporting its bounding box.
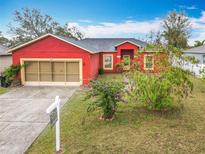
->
[0,86,78,154]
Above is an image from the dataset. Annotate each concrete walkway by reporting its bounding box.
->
[0,86,78,154]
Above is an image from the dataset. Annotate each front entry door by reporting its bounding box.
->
[123,55,131,70]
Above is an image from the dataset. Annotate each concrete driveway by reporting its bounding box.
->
[0,86,78,154]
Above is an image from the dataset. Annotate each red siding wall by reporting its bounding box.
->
[90,53,100,80]
[12,36,98,85]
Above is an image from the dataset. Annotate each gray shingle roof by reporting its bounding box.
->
[57,36,97,52]
[78,38,147,52]
[58,36,147,53]
[0,45,10,56]
[184,45,205,54]
[9,34,147,54]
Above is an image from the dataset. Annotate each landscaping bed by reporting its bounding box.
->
[26,74,205,154]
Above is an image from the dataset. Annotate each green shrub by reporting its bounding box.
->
[127,45,195,111]
[3,64,22,85]
[130,62,141,71]
[129,67,193,110]
[86,80,124,119]
[200,67,205,80]
[116,63,124,73]
[98,68,104,75]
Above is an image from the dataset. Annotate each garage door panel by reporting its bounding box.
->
[40,74,52,81]
[39,62,52,81]
[66,62,79,74]
[25,61,38,81]
[25,61,38,73]
[53,74,65,82]
[39,62,52,73]
[53,62,65,82]
[25,74,38,81]
[66,75,80,82]
[66,62,80,82]
[53,62,65,73]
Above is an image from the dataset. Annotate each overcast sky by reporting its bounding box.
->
[0,0,205,45]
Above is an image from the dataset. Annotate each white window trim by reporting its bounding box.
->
[103,54,113,70]
[144,55,154,70]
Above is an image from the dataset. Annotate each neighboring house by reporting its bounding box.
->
[9,33,160,86]
[0,45,12,74]
[182,45,205,77]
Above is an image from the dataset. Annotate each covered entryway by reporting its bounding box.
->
[121,49,134,70]
[21,59,82,86]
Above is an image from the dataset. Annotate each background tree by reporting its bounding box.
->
[55,24,84,40]
[67,26,84,40]
[147,31,164,45]
[194,40,205,47]
[0,31,10,46]
[162,11,191,49]
[9,8,84,47]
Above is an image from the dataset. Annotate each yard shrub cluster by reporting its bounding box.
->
[128,45,194,110]
[86,80,124,120]
[128,67,193,110]
[2,64,22,86]
[86,45,195,118]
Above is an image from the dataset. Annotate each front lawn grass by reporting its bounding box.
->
[0,87,8,94]
[27,74,205,154]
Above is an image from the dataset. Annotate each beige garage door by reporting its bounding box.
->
[25,61,38,81]
[24,61,80,83]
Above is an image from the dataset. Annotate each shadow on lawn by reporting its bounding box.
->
[134,105,183,119]
[82,102,185,129]
[115,104,184,124]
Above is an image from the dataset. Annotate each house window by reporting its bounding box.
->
[144,55,154,70]
[103,54,113,70]
[203,55,205,64]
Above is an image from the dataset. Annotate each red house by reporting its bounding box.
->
[9,33,157,86]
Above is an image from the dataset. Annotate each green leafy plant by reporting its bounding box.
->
[129,67,193,110]
[86,80,124,120]
[129,44,193,111]
[98,68,104,75]
[194,40,205,47]
[200,67,205,80]
[3,64,22,85]
[129,72,172,110]
[116,63,124,73]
